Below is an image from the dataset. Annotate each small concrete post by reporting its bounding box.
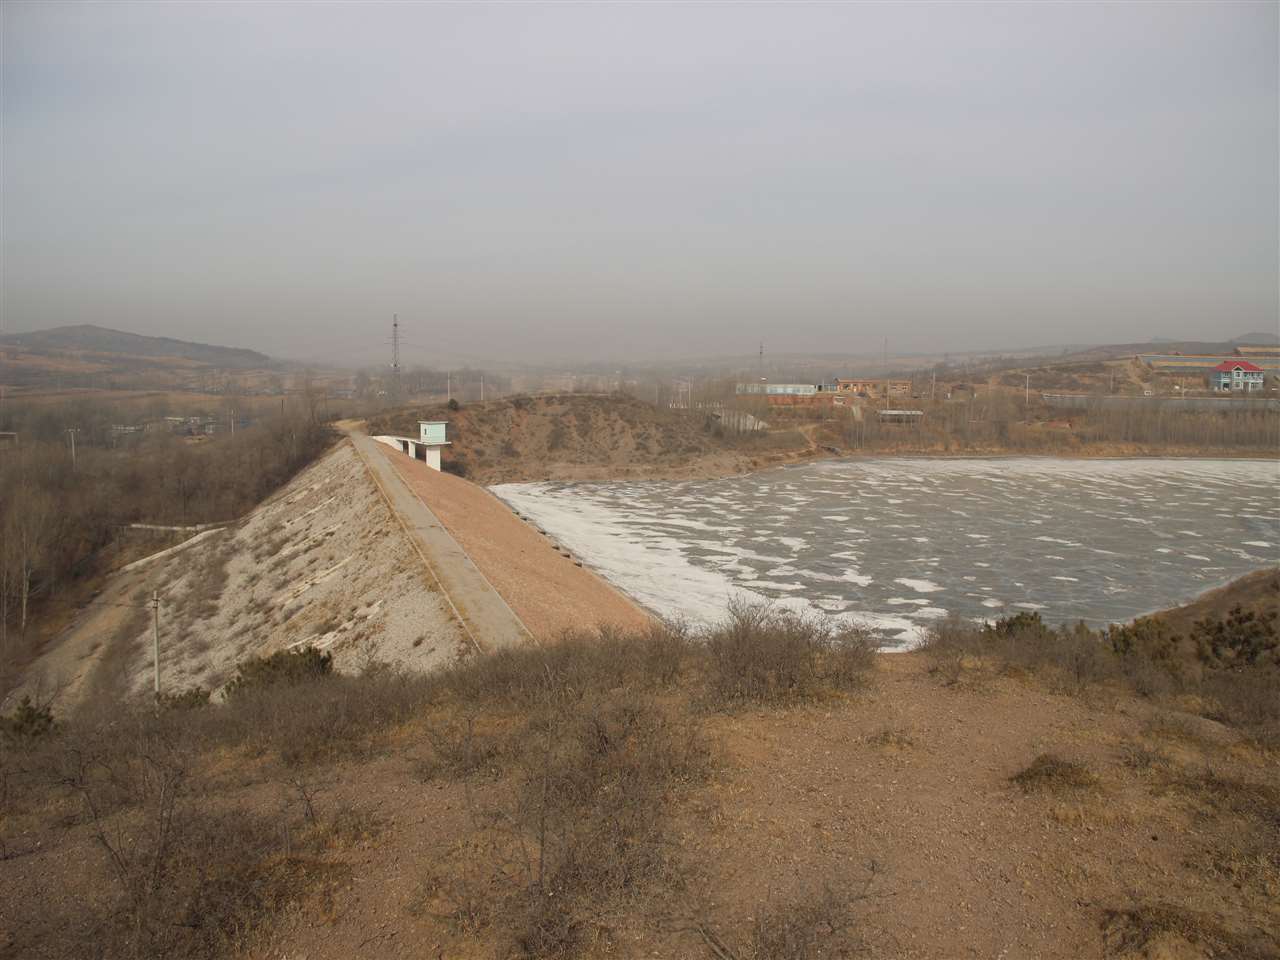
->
[152,590,161,697]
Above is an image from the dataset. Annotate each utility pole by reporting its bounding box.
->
[66,428,78,470]
[151,590,161,697]
[392,314,401,399]
[1025,373,1031,410]
[931,371,937,401]
[883,337,889,404]
[480,374,485,403]
[447,372,451,402]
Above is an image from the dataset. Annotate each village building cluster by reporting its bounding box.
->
[735,377,914,407]
[1139,344,1278,393]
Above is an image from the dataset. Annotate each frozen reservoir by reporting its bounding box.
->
[493,458,1279,649]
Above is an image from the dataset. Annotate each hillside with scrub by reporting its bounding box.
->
[367,393,813,484]
[2,578,1277,960]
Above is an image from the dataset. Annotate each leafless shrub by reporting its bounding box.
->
[416,715,509,781]
[702,603,874,708]
[747,883,867,960]
[1200,670,1280,750]
[423,691,712,959]
[434,624,691,708]
[920,615,972,685]
[30,720,346,960]
[214,665,433,766]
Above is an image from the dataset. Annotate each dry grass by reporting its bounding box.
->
[1101,903,1279,960]
[1118,741,1172,773]
[1010,754,1100,794]
[922,604,1280,750]
[864,726,916,750]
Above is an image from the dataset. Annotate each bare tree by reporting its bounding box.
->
[3,481,55,637]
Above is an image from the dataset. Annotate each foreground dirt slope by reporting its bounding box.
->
[369,394,813,483]
[9,442,468,710]
[45,654,1261,960]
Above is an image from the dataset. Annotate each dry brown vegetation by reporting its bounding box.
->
[374,390,1279,490]
[1010,754,1100,794]
[3,591,1278,959]
[368,393,812,484]
[922,589,1280,748]
[0,397,336,693]
[804,391,1280,456]
[1,609,876,959]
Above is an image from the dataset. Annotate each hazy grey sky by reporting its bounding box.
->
[2,1,1276,366]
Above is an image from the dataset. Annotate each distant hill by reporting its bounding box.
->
[1232,331,1280,345]
[0,324,274,370]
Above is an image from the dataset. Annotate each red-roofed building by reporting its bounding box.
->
[1211,360,1264,392]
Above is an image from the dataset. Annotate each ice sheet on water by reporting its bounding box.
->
[492,457,1279,644]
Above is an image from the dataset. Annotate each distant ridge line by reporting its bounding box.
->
[0,323,275,369]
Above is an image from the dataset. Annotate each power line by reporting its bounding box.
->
[391,314,401,399]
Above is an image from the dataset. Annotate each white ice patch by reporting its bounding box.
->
[910,607,948,619]
[894,578,944,593]
[493,482,762,623]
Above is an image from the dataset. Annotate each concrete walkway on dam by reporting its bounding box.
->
[354,430,653,641]
[345,429,533,652]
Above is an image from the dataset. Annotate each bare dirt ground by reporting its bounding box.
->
[274,655,1277,960]
[379,444,652,638]
[686,655,1276,959]
[8,442,469,711]
[8,652,1272,960]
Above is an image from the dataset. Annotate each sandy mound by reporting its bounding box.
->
[16,442,469,708]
